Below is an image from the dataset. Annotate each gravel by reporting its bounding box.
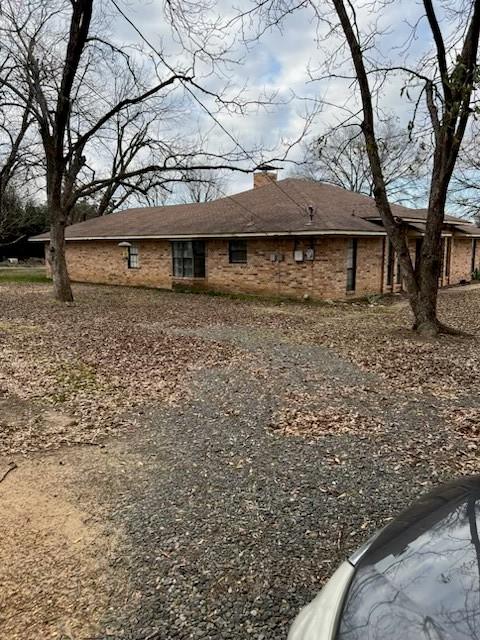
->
[2,283,480,639]
[81,324,473,639]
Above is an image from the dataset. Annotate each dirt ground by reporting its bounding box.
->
[1,282,480,639]
[0,449,128,639]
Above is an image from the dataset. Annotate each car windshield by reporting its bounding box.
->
[337,487,480,640]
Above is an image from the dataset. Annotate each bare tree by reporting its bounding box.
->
[450,122,480,221]
[330,0,480,335]
[229,0,480,335]
[178,169,226,203]
[0,49,35,240]
[297,119,429,206]
[0,187,24,242]
[0,100,33,205]
[0,0,252,302]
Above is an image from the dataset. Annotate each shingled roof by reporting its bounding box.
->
[31,178,473,241]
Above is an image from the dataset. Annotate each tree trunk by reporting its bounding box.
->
[49,217,73,302]
[406,165,448,335]
[410,285,439,336]
[413,236,442,335]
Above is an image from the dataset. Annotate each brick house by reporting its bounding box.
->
[31,171,480,300]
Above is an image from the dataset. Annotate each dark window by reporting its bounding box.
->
[445,237,451,278]
[127,245,139,269]
[472,239,477,274]
[415,238,423,268]
[396,255,402,285]
[386,241,394,286]
[172,241,192,277]
[192,240,206,278]
[229,239,247,263]
[346,239,357,292]
[172,241,205,278]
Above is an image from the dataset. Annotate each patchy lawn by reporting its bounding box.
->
[0,265,49,283]
[1,282,480,639]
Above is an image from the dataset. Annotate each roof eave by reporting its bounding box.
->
[364,215,471,225]
[30,229,388,242]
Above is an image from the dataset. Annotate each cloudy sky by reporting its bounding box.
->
[104,0,443,197]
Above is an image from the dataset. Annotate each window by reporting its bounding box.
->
[445,237,451,278]
[472,239,477,275]
[386,240,394,286]
[415,238,423,268]
[172,241,192,277]
[229,239,247,263]
[346,238,357,292]
[127,245,139,269]
[172,241,205,278]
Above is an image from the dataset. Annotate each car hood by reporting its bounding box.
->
[337,476,480,639]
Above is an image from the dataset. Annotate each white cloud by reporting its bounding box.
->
[107,0,465,201]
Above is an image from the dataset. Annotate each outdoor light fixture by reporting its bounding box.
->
[118,240,132,261]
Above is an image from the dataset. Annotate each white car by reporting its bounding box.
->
[289,476,480,640]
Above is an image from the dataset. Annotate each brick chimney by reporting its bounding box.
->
[253,164,278,189]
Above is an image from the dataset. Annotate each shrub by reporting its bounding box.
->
[472,268,480,281]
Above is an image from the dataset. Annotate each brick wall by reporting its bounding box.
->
[64,240,172,288]
[206,236,385,299]
[207,237,348,299]
[61,235,386,300]
[356,237,384,295]
[450,238,473,284]
[380,236,474,291]
[58,234,473,300]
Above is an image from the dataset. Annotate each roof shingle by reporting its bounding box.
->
[30,178,472,241]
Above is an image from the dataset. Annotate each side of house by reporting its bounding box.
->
[57,233,477,301]
[35,176,480,301]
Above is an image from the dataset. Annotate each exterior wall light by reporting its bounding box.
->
[118,241,132,261]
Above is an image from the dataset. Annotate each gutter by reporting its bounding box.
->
[30,229,388,242]
[364,215,473,225]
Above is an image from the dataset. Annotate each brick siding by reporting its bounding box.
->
[56,234,475,300]
[62,240,172,288]
[450,238,474,284]
[253,172,277,189]
[380,236,475,293]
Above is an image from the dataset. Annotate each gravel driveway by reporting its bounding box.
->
[74,325,470,639]
[1,284,479,639]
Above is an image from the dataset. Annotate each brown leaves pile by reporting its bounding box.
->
[0,284,249,454]
[2,281,480,455]
[269,392,382,438]
[445,407,480,442]
[244,289,480,402]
